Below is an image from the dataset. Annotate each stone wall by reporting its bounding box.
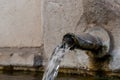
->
[0,0,42,47]
[43,0,120,71]
[0,0,43,66]
[0,0,120,72]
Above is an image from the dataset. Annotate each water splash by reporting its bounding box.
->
[42,43,70,80]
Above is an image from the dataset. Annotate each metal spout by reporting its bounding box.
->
[62,27,110,58]
[62,33,102,51]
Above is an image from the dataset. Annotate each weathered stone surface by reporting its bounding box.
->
[43,0,86,67]
[43,0,120,71]
[80,0,120,71]
[0,47,43,66]
[0,0,120,72]
[0,0,42,47]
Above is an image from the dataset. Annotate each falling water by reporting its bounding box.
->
[42,43,70,80]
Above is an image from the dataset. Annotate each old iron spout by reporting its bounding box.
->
[62,27,110,58]
[62,33,102,51]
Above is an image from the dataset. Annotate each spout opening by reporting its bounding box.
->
[62,33,77,50]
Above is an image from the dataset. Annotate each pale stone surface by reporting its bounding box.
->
[43,0,85,67]
[0,0,42,47]
[0,0,120,72]
[0,48,43,66]
[43,0,120,71]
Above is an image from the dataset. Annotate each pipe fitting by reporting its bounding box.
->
[62,27,110,58]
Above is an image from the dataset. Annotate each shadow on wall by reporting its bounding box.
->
[33,45,44,71]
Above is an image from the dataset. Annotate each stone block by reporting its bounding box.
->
[0,0,42,47]
[43,0,85,67]
[0,47,43,67]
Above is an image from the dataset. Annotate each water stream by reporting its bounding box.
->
[42,43,71,80]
